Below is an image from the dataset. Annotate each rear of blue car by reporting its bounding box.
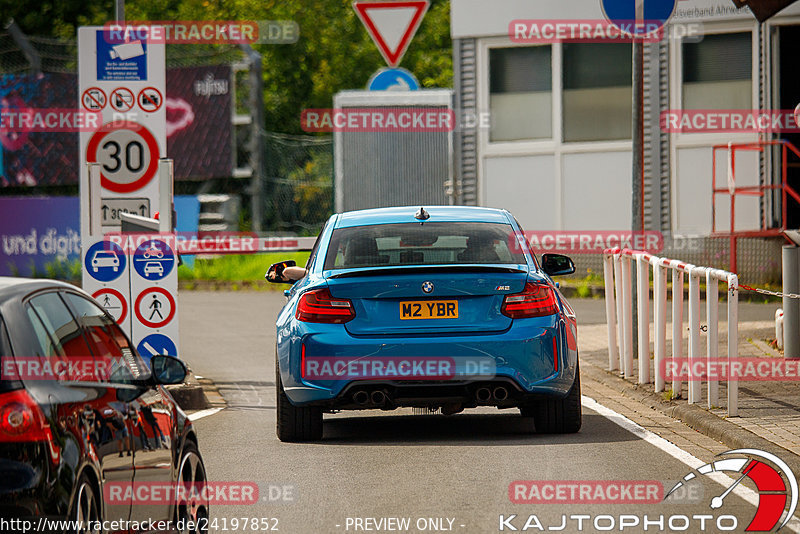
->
[272,207,580,442]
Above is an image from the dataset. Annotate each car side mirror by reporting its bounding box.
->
[150,355,187,385]
[266,260,307,283]
[541,253,576,277]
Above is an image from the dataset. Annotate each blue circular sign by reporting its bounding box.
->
[136,333,178,366]
[85,240,126,282]
[368,68,420,91]
[601,0,676,33]
[133,239,175,281]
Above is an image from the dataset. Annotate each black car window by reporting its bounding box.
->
[323,222,527,270]
[28,293,91,358]
[26,306,62,358]
[305,220,329,271]
[63,292,147,381]
[0,315,10,358]
[0,315,18,392]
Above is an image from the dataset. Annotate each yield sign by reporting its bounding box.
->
[353,0,430,67]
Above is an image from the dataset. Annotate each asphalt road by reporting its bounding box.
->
[179,291,780,534]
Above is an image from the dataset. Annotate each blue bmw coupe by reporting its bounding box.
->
[266,206,580,441]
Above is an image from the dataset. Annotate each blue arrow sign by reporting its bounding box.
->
[368,68,420,91]
[137,333,178,366]
[601,0,676,33]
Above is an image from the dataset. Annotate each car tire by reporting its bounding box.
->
[174,441,209,533]
[69,472,102,534]
[276,358,322,442]
[521,365,582,434]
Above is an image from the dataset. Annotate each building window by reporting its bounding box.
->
[563,43,632,142]
[683,32,752,110]
[489,46,552,142]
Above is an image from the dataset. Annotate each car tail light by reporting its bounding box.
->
[296,288,355,324]
[501,283,558,319]
[0,389,52,442]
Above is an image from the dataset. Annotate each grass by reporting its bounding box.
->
[178,252,311,282]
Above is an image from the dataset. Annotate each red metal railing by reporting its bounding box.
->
[711,139,800,273]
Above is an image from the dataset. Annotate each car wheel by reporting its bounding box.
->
[70,472,102,534]
[174,441,209,533]
[276,357,322,442]
[521,364,582,434]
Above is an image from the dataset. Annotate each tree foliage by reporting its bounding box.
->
[3,0,452,134]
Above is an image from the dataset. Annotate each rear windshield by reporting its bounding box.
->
[323,222,527,270]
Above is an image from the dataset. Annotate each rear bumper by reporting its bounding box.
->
[277,316,577,407]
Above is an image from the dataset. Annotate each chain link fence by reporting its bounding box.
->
[263,131,333,235]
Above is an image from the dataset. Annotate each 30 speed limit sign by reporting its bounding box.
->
[86,120,160,194]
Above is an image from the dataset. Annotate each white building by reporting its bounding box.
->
[450,0,800,279]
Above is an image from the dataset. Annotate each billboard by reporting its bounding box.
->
[0,67,233,187]
[0,196,200,276]
[166,65,233,180]
[0,73,79,187]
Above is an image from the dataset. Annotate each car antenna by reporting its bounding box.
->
[415,207,430,223]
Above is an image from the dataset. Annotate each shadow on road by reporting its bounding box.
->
[318,412,636,446]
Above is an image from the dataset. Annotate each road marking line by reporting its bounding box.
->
[188,407,224,421]
[582,395,800,532]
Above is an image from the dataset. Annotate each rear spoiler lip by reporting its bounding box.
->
[325,264,529,279]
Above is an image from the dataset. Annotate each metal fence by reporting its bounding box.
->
[263,131,333,235]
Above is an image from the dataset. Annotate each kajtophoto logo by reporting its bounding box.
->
[499,449,797,531]
[666,449,797,532]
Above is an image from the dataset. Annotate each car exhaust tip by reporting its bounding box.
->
[475,387,492,403]
[370,390,387,405]
[353,391,370,405]
[493,386,509,401]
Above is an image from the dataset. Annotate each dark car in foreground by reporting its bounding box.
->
[267,206,580,442]
[0,277,208,533]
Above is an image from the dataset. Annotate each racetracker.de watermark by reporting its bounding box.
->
[516,231,664,255]
[102,20,299,44]
[103,482,296,505]
[664,357,800,381]
[0,109,101,132]
[661,110,800,133]
[301,108,456,133]
[510,20,704,43]
[1,356,125,382]
[509,480,663,504]
[301,356,496,381]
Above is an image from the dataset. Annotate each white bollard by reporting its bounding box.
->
[672,269,684,398]
[604,254,619,371]
[776,309,784,350]
[621,255,634,378]
[706,270,719,408]
[728,274,739,417]
[614,254,625,372]
[688,267,701,404]
[637,255,651,384]
[653,262,667,392]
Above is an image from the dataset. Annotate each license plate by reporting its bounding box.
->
[400,300,458,320]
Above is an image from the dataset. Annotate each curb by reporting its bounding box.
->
[165,370,209,411]
[581,355,800,477]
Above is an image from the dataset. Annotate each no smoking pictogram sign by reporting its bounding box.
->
[82,87,107,111]
[110,87,134,112]
[86,120,160,194]
[138,87,163,112]
[134,287,176,329]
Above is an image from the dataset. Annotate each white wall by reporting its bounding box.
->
[674,146,760,234]
[562,151,632,231]
[483,155,557,230]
